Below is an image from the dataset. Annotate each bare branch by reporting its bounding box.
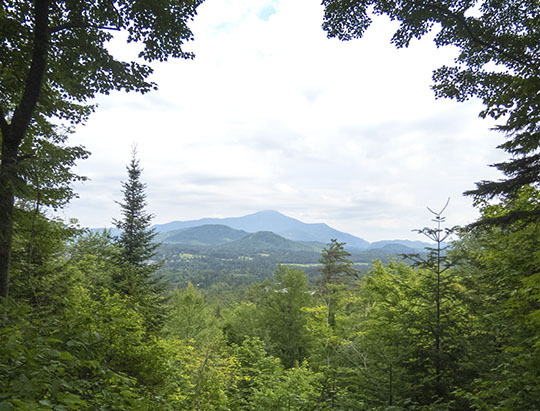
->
[427,197,450,217]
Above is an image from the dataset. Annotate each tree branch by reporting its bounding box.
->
[8,0,50,152]
[50,23,121,34]
[423,2,536,73]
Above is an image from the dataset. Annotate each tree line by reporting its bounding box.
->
[2,177,539,408]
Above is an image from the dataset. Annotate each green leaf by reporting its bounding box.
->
[58,351,76,361]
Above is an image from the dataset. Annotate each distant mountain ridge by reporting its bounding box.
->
[156,224,248,246]
[153,210,371,248]
[95,210,433,251]
[217,231,323,253]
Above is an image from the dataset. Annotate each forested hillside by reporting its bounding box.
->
[1,0,540,410]
[154,231,418,289]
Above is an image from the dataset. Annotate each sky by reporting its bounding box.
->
[65,0,507,242]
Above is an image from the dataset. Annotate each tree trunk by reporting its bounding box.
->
[0,170,15,298]
[0,0,50,299]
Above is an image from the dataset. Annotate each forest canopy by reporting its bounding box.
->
[1,0,540,409]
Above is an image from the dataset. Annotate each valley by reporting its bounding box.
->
[150,211,431,288]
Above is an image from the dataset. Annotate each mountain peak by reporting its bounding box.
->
[253,210,283,215]
[152,210,369,248]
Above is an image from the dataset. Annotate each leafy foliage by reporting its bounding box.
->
[2,3,539,406]
[164,282,222,346]
[322,0,540,221]
[258,266,313,368]
[451,187,540,408]
[0,0,203,298]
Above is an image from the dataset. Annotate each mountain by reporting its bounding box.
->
[368,240,432,251]
[153,210,370,248]
[93,210,432,251]
[157,224,248,246]
[367,243,418,254]
[217,231,324,253]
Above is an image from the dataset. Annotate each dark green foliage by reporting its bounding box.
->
[227,337,321,410]
[219,231,323,253]
[0,0,201,126]
[221,301,262,346]
[0,298,141,410]
[318,239,358,285]
[2,236,176,410]
[318,3,540,408]
[15,130,89,210]
[322,0,540,222]
[10,207,82,310]
[66,230,122,291]
[403,201,457,401]
[3,193,540,409]
[0,0,203,299]
[3,2,539,403]
[158,224,248,245]
[0,127,88,299]
[317,239,358,329]
[155,241,381,289]
[259,266,313,368]
[112,150,165,332]
[451,187,540,408]
[361,261,473,408]
[164,282,222,345]
[114,150,158,267]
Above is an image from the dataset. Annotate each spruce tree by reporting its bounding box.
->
[317,239,357,329]
[113,149,157,267]
[113,148,164,331]
[403,200,460,403]
[318,239,357,286]
[316,239,357,405]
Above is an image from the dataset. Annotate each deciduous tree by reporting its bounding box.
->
[0,0,203,298]
[451,186,540,408]
[259,266,313,368]
[321,0,540,223]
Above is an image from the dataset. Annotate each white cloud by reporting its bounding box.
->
[66,0,507,241]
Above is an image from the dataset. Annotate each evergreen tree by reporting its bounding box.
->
[314,240,357,406]
[317,239,357,328]
[113,148,164,331]
[113,149,157,267]
[404,199,456,400]
[318,239,357,286]
[452,187,540,408]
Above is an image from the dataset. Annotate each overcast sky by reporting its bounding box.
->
[65,0,506,242]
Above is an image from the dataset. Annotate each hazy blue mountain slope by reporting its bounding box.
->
[158,224,248,246]
[93,210,432,251]
[369,243,417,254]
[368,240,432,250]
[152,210,370,248]
[217,231,324,253]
